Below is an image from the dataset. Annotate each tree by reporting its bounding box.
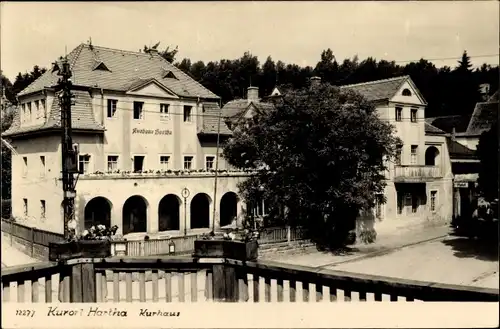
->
[144,42,179,63]
[314,48,339,84]
[476,122,498,201]
[1,109,14,200]
[1,72,16,104]
[222,82,401,248]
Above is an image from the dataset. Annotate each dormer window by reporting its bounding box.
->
[163,70,177,79]
[93,61,111,72]
[402,88,412,96]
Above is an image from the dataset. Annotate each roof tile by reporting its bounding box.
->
[199,103,232,135]
[466,101,498,136]
[339,76,408,102]
[18,44,219,99]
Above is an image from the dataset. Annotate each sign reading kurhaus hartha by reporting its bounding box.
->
[132,128,172,135]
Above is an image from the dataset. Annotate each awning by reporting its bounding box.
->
[454,173,478,182]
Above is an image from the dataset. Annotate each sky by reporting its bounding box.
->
[1,1,499,81]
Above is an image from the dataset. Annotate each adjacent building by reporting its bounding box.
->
[223,76,454,232]
[2,43,248,238]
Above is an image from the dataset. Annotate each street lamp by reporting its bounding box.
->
[181,187,190,236]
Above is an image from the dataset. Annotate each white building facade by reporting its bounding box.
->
[3,43,248,238]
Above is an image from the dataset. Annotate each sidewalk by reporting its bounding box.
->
[1,239,41,268]
[260,222,451,267]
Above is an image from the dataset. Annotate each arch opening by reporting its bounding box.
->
[425,146,440,166]
[122,195,148,235]
[84,197,112,229]
[158,194,181,231]
[190,193,211,229]
[220,192,238,227]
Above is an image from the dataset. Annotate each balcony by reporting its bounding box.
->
[394,165,442,183]
[1,256,497,303]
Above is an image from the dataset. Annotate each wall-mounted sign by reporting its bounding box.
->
[454,182,469,188]
[132,128,172,135]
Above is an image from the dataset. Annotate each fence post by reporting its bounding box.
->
[287,225,291,244]
[70,262,97,302]
[212,263,238,302]
[30,227,35,258]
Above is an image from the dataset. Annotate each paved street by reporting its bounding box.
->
[261,224,499,290]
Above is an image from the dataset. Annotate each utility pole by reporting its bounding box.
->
[211,102,223,233]
[56,57,78,240]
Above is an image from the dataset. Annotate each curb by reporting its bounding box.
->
[316,234,449,269]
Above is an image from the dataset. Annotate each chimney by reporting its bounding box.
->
[247,86,259,103]
[310,76,321,88]
[451,127,456,142]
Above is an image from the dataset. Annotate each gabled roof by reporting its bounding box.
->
[465,101,498,136]
[488,90,499,102]
[18,43,219,99]
[2,90,104,138]
[424,122,446,135]
[126,77,177,97]
[425,115,471,134]
[446,138,477,160]
[221,99,252,119]
[339,75,427,104]
[198,103,232,136]
[221,99,275,126]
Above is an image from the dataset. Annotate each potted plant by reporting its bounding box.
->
[49,225,119,261]
[193,228,260,261]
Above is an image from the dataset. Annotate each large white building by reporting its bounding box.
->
[2,43,249,238]
[222,76,455,234]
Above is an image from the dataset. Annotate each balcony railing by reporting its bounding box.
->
[394,165,442,182]
[2,256,497,303]
[78,169,257,180]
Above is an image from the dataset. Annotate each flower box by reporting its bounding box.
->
[49,240,111,262]
[193,239,258,261]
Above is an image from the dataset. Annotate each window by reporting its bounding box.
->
[39,156,46,177]
[160,104,170,120]
[205,156,215,170]
[159,156,170,170]
[40,200,46,219]
[78,155,91,174]
[27,102,32,121]
[254,199,268,217]
[395,107,402,122]
[183,105,192,122]
[133,101,144,120]
[133,156,145,173]
[402,88,412,96]
[35,100,40,119]
[21,104,26,122]
[410,145,418,165]
[375,194,383,219]
[107,99,117,118]
[22,157,28,176]
[40,99,46,116]
[430,190,437,212]
[183,156,193,170]
[395,145,402,165]
[107,155,118,171]
[23,199,28,216]
[410,108,418,123]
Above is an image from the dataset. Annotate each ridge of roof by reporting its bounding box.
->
[339,75,409,89]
